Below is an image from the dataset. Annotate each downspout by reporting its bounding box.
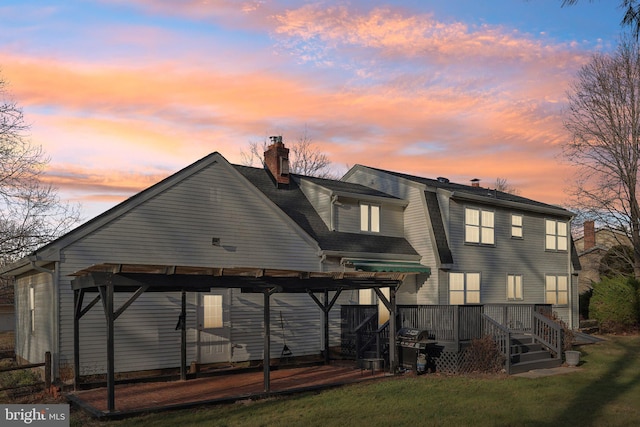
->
[330,194,339,231]
[568,216,576,330]
[30,260,59,382]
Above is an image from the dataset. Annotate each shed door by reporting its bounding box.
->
[197,289,231,364]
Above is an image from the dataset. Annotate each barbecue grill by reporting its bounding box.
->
[397,327,435,373]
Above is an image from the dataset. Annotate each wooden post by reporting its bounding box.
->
[105,284,115,412]
[324,290,330,365]
[44,351,51,389]
[180,290,187,381]
[263,290,271,393]
[73,289,80,390]
[388,287,397,373]
[453,305,460,349]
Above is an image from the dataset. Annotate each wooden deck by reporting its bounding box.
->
[66,363,388,419]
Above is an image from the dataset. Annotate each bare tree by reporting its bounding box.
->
[0,75,81,265]
[563,37,640,278]
[241,128,335,178]
[562,1,640,39]
[494,178,520,195]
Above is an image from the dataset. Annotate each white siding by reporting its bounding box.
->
[14,273,55,366]
[230,289,355,362]
[56,159,322,375]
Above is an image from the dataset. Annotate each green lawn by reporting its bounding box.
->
[72,335,640,427]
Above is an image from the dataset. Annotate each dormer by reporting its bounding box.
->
[297,176,407,236]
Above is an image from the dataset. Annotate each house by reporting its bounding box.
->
[1,137,579,387]
[574,220,633,293]
[343,166,580,327]
[0,278,14,332]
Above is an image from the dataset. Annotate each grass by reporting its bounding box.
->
[70,335,640,427]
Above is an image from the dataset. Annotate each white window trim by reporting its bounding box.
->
[449,272,481,304]
[465,207,495,245]
[545,219,568,251]
[545,274,569,306]
[511,214,523,239]
[507,274,523,301]
[360,203,380,233]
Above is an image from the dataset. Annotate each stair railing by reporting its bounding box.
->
[354,312,378,360]
[531,311,562,359]
[481,313,512,375]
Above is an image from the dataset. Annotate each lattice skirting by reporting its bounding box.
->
[427,342,472,374]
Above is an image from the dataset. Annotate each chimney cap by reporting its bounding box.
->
[269,135,283,144]
[471,178,480,187]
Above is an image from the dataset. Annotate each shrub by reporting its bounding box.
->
[460,335,505,374]
[589,276,639,332]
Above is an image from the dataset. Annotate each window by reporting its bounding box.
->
[465,207,494,244]
[203,294,223,328]
[545,275,568,305]
[29,286,35,333]
[545,219,568,251]
[359,289,374,305]
[507,274,523,300]
[511,214,523,238]
[449,272,481,304]
[360,204,380,233]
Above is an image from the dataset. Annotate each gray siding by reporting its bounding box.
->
[333,198,404,237]
[444,199,574,322]
[230,289,357,362]
[343,169,439,303]
[55,159,323,374]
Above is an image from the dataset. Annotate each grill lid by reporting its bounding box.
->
[396,327,429,342]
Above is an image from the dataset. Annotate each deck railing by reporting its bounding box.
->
[532,311,562,358]
[481,314,512,374]
[341,304,561,370]
[341,305,377,359]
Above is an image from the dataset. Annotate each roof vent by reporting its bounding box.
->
[437,177,450,183]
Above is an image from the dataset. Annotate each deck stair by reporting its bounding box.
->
[509,334,561,374]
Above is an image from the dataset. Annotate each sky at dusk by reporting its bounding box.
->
[0,0,627,220]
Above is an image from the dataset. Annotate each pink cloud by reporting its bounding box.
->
[0,2,594,215]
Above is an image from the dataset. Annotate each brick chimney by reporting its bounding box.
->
[471,178,480,188]
[264,136,290,188]
[584,220,596,250]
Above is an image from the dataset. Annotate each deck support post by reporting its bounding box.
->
[263,288,278,393]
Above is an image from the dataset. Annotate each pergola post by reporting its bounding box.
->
[73,289,81,390]
[180,290,187,381]
[323,290,330,364]
[98,282,116,412]
[263,289,271,393]
[388,287,397,373]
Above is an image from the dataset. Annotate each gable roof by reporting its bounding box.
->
[359,166,573,217]
[233,165,418,257]
[2,153,234,276]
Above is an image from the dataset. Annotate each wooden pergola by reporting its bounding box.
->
[71,263,426,413]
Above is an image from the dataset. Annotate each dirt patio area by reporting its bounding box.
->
[66,362,389,419]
